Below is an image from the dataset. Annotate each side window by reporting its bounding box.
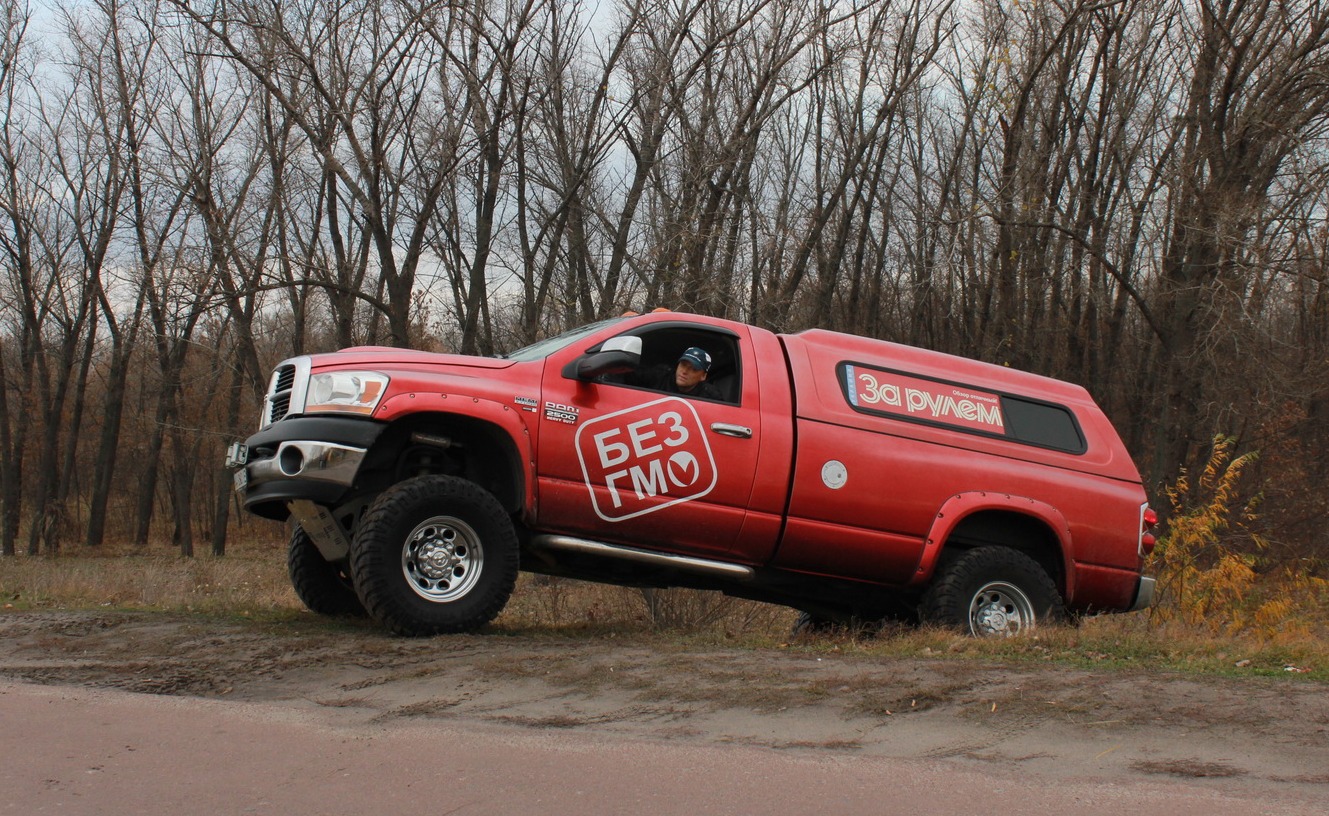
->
[1001,397,1085,453]
[602,327,742,404]
[837,361,1085,454]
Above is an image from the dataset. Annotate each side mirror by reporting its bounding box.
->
[572,335,642,380]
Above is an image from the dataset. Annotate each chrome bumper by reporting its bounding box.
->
[1127,575,1156,613]
[233,440,367,493]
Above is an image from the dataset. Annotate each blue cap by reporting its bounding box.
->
[678,347,712,372]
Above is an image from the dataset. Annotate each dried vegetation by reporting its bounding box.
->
[3,451,1326,681]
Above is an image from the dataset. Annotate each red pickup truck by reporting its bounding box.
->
[227,311,1157,637]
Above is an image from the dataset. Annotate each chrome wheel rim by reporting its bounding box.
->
[402,515,483,603]
[968,581,1035,637]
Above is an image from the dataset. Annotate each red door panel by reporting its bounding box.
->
[535,330,761,559]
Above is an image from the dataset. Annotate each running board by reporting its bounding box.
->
[529,535,755,582]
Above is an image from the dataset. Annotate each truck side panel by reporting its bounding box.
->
[532,318,783,561]
[773,331,1149,611]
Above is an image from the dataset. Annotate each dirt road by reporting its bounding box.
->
[2,610,1326,814]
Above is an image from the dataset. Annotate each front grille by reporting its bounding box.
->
[261,358,310,428]
[269,392,292,423]
[274,365,296,394]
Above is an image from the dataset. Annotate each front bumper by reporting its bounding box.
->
[228,416,386,520]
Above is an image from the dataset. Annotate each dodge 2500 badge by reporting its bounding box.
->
[227,312,1157,636]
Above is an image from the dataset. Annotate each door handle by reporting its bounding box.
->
[710,423,753,439]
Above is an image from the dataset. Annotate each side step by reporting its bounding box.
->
[529,535,755,582]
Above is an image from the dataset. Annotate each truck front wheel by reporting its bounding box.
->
[287,526,366,618]
[350,476,519,636]
[920,546,1064,637]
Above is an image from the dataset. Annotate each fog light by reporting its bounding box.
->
[278,444,305,476]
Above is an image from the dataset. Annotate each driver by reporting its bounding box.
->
[630,346,722,400]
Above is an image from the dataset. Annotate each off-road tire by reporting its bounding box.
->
[350,475,519,636]
[920,546,1064,637]
[790,611,839,636]
[791,612,918,638]
[287,526,366,618]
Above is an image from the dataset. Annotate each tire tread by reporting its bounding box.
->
[920,546,1064,634]
[287,527,366,618]
[351,476,518,636]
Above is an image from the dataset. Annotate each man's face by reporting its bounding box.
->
[675,360,707,392]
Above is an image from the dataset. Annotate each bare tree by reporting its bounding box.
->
[756,0,955,331]
[0,0,34,557]
[1150,0,1329,479]
[423,0,552,354]
[170,0,481,349]
[1,0,106,555]
[503,0,641,341]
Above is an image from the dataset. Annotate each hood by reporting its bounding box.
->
[317,346,517,371]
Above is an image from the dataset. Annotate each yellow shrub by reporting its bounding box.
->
[1149,436,1262,632]
[1248,570,1329,642]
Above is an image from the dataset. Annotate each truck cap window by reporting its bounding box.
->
[838,362,1086,454]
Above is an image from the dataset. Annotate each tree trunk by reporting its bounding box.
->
[132,384,175,547]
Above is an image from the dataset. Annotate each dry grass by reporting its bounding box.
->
[497,575,794,637]
[0,537,791,635]
[0,539,301,617]
[2,536,1327,680]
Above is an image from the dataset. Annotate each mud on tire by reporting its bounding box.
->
[287,526,366,618]
[920,546,1064,637]
[350,475,519,636]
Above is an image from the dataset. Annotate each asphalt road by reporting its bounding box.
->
[3,680,1322,816]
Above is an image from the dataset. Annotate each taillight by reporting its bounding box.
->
[1139,504,1158,557]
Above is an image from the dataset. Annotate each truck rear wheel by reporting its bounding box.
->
[287,526,366,618]
[920,546,1064,637]
[350,476,519,636]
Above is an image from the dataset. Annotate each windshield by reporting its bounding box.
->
[502,317,626,362]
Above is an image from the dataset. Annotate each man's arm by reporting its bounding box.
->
[694,381,724,401]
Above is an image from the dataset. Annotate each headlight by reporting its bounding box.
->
[304,371,389,415]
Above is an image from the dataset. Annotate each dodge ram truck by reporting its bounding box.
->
[226,311,1157,636]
